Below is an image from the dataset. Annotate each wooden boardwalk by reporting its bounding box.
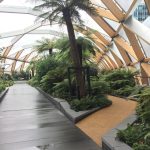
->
[0,82,100,150]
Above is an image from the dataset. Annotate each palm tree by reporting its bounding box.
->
[31,0,97,97]
[34,38,55,55]
[55,36,96,65]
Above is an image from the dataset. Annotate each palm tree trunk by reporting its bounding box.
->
[49,48,52,55]
[63,9,86,98]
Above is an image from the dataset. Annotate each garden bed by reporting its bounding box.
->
[114,87,150,150]
[102,112,137,150]
[36,87,111,123]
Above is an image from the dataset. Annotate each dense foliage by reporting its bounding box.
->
[28,34,146,113]
[70,95,112,111]
[0,79,14,93]
[12,71,29,80]
[98,69,136,97]
[117,87,150,150]
[28,46,142,111]
[28,36,114,111]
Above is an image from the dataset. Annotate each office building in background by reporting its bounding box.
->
[133,3,149,22]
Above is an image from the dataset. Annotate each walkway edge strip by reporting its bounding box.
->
[36,87,104,123]
[102,112,137,150]
[0,88,9,103]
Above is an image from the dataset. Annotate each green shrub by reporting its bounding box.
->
[129,86,144,97]
[0,84,6,93]
[52,79,70,100]
[35,56,65,81]
[28,77,39,87]
[117,124,149,147]
[118,87,150,149]
[91,80,111,95]
[5,80,14,86]
[133,143,150,150]
[137,87,150,125]
[70,95,112,111]
[40,68,66,93]
[105,69,135,86]
[113,86,135,97]
[0,79,14,93]
[145,132,150,145]
[110,80,132,90]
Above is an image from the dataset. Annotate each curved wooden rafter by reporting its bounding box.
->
[11,49,24,72]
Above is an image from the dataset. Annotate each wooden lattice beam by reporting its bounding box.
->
[101,0,125,21]
[88,14,116,37]
[115,42,132,65]
[114,36,138,60]
[145,0,150,13]
[123,25,145,61]
[94,6,119,22]
[110,51,124,67]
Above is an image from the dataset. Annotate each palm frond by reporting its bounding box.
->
[33,38,55,53]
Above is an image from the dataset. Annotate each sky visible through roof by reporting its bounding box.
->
[0,0,149,72]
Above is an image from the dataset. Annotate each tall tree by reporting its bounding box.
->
[31,0,97,97]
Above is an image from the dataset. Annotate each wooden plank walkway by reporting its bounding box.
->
[76,95,137,145]
[0,82,100,150]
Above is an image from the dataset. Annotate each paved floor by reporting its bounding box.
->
[76,95,137,145]
[0,82,100,150]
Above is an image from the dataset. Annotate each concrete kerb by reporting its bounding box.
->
[0,88,9,102]
[102,112,137,150]
[36,87,104,123]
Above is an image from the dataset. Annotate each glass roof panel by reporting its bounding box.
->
[139,38,150,58]
[15,61,22,70]
[91,0,107,8]
[104,18,120,31]
[118,28,130,43]
[110,43,126,65]
[11,34,57,51]
[143,17,150,28]
[84,11,110,36]
[0,0,33,7]
[115,0,132,12]
[0,13,36,33]
[0,0,149,73]
[0,37,14,48]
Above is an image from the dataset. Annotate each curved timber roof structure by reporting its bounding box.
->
[0,0,150,85]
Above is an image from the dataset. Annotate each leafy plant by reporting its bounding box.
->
[113,86,135,97]
[133,143,150,150]
[52,79,70,100]
[117,87,150,149]
[117,124,149,147]
[28,77,39,87]
[70,95,112,111]
[34,38,55,55]
[0,84,6,93]
[137,87,150,125]
[0,79,14,93]
[91,79,110,95]
[97,69,136,97]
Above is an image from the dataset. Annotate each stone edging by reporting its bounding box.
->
[36,87,103,123]
[102,112,137,150]
[0,88,9,102]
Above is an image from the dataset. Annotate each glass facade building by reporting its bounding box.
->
[133,4,149,22]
